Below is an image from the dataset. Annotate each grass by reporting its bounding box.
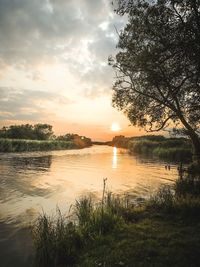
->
[32,209,82,267]
[128,138,192,163]
[32,176,200,267]
[0,138,80,152]
[111,135,192,162]
[32,192,125,267]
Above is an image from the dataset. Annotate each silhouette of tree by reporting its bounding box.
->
[110,0,200,162]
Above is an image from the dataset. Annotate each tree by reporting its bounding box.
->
[33,124,54,140]
[110,0,200,163]
[0,124,54,140]
[0,124,35,139]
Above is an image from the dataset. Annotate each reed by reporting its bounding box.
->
[0,138,77,152]
[32,209,82,267]
[32,182,128,267]
[128,139,192,162]
[32,177,200,267]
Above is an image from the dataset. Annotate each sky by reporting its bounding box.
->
[0,0,146,141]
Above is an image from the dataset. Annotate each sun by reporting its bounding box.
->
[110,122,121,132]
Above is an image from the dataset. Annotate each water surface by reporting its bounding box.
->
[0,145,178,267]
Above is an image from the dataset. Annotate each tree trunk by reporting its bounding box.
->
[179,116,200,164]
[189,132,200,164]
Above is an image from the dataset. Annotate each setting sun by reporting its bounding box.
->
[110,122,121,132]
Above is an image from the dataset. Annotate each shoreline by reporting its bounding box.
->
[0,138,92,153]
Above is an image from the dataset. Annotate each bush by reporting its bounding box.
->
[187,162,200,177]
[175,178,200,197]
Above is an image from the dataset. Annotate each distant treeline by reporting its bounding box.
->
[57,133,92,148]
[0,124,54,140]
[92,141,111,145]
[0,124,92,152]
[112,135,192,163]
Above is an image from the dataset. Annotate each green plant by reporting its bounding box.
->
[148,185,174,212]
[32,209,82,267]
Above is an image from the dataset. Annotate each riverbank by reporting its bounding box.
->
[0,124,92,152]
[32,177,200,267]
[0,138,91,152]
[112,135,192,163]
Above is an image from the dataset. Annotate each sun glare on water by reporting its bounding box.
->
[111,122,121,132]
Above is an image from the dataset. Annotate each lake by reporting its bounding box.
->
[0,145,178,267]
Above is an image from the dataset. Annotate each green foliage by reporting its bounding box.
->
[57,133,78,141]
[74,195,124,237]
[0,124,54,140]
[112,135,166,148]
[32,183,200,267]
[147,181,200,217]
[112,135,130,148]
[32,192,125,267]
[112,135,192,162]
[33,124,54,140]
[153,147,192,162]
[0,125,92,151]
[129,139,192,162]
[187,162,200,176]
[175,178,200,197]
[0,139,76,152]
[148,185,174,212]
[32,210,82,267]
[79,210,200,267]
[110,0,200,159]
[0,128,92,152]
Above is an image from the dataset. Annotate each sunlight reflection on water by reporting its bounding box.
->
[112,147,117,169]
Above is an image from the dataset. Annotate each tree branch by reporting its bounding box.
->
[147,115,175,132]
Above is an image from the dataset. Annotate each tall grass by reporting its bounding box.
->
[147,177,200,216]
[32,175,200,267]
[32,209,82,267]
[111,135,192,162]
[32,184,127,266]
[0,139,78,152]
[128,139,192,162]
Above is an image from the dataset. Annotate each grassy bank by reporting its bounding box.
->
[112,135,192,162]
[32,178,200,267]
[0,139,79,152]
[129,139,192,162]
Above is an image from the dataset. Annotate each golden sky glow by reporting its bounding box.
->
[0,0,146,140]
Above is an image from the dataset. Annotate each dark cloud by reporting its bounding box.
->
[0,0,116,65]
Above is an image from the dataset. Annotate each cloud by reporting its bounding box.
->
[0,0,127,135]
[0,0,113,65]
[0,87,73,121]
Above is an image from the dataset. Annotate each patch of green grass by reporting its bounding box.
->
[79,216,200,267]
[32,182,200,267]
